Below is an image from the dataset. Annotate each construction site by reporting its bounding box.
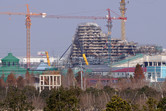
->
[0,0,165,90]
[1,1,166,111]
[69,22,138,66]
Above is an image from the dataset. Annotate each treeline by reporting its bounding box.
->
[0,85,166,110]
[0,66,166,110]
[0,71,35,88]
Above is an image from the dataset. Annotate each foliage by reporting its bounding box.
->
[86,87,102,96]
[0,86,34,111]
[138,86,159,98]
[40,88,52,100]
[134,64,145,80]
[44,87,80,111]
[103,86,115,95]
[157,97,166,111]
[142,97,158,111]
[23,86,39,100]
[106,95,132,111]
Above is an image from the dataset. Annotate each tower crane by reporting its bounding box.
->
[0,4,46,69]
[42,9,126,65]
[120,0,127,41]
[0,4,126,67]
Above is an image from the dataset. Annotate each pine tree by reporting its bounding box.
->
[0,87,34,111]
[157,97,166,111]
[44,87,80,111]
[142,97,158,111]
[106,95,132,111]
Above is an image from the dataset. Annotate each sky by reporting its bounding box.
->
[0,0,165,57]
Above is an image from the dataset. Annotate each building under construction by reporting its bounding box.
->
[69,23,137,66]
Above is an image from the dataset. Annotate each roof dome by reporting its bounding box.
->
[1,53,19,62]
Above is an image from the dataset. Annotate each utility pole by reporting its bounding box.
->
[80,61,83,90]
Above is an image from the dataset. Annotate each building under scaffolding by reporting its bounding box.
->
[69,23,137,66]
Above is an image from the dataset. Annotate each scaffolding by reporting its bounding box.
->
[69,23,137,65]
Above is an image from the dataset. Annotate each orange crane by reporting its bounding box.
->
[41,9,126,65]
[0,5,126,67]
[0,4,46,69]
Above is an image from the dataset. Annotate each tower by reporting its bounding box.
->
[120,0,126,41]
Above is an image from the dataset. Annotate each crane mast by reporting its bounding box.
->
[26,4,31,69]
[120,0,126,41]
[106,8,112,65]
[0,4,126,67]
[0,4,44,69]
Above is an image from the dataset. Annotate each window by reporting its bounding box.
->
[13,62,15,66]
[2,62,6,66]
[157,73,160,78]
[148,73,151,79]
[8,62,10,66]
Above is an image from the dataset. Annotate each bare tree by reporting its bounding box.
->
[66,68,76,87]
[134,64,145,80]
[0,74,6,88]
[25,70,34,86]
[6,73,16,87]
[16,76,25,89]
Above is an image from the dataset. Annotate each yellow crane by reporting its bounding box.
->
[82,53,89,65]
[45,51,51,66]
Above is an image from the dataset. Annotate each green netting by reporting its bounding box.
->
[112,54,144,66]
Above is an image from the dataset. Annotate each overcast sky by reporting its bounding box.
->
[0,0,164,57]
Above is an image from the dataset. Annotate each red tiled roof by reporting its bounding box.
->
[112,67,147,72]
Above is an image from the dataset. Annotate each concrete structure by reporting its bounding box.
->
[18,56,59,65]
[146,66,166,82]
[39,74,61,92]
[112,54,166,68]
[69,22,137,65]
[112,67,147,78]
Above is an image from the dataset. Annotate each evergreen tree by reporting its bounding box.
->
[44,87,80,111]
[142,97,158,111]
[0,86,34,111]
[157,97,166,111]
[106,95,132,111]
